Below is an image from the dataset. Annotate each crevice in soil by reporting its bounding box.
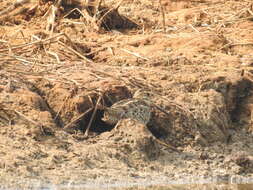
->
[228,79,253,123]
[76,109,114,134]
[200,75,253,130]
[86,5,139,31]
[26,81,64,128]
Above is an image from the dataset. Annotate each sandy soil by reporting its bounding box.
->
[1,0,253,189]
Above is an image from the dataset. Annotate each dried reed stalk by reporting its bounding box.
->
[84,95,102,136]
[159,0,166,33]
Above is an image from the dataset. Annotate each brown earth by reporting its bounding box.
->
[1,0,253,189]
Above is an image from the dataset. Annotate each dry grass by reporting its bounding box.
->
[1,0,253,189]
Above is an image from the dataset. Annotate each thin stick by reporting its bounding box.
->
[14,110,45,134]
[155,138,180,152]
[63,8,85,18]
[47,50,61,64]
[0,53,32,64]
[0,106,12,125]
[152,104,171,117]
[84,95,102,137]
[58,40,94,63]
[159,0,166,33]
[0,40,8,43]
[96,0,123,28]
[189,24,200,33]
[0,33,63,53]
[46,5,57,35]
[220,42,253,50]
[120,48,149,61]
[94,0,103,17]
[0,0,30,17]
[63,108,93,129]
[54,95,69,121]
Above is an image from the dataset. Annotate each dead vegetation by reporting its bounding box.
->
[1,0,253,189]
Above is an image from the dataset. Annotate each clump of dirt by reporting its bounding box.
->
[0,77,56,141]
[2,63,253,188]
[0,0,139,32]
[2,0,253,188]
[45,80,132,133]
[107,118,161,162]
[178,89,230,143]
[0,76,51,120]
[97,7,139,31]
[201,74,253,125]
[225,151,253,174]
[148,89,230,148]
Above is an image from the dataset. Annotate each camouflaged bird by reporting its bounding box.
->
[102,90,152,125]
[101,90,179,152]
